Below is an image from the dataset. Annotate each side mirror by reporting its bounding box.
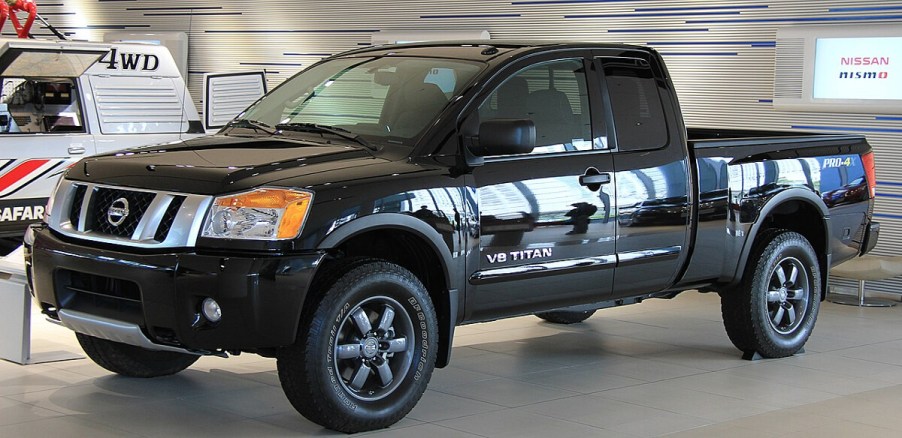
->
[471,119,536,157]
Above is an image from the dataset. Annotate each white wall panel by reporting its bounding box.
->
[16,0,902,293]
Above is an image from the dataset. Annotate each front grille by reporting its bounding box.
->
[55,269,143,325]
[155,196,185,242]
[69,185,87,227]
[88,188,155,237]
[52,180,211,248]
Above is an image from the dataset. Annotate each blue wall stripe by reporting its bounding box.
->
[660,52,738,56]
[648,41,775,47]
[608,28,709,33]
[792,125,902,134]
[126,6,223,10]
[875,213,902,220]
[420,14,521,19]
[758,99,773,103]
[206,29,378,33]
[284,53,333,57]
[877,193,902,199]
[688,14,902,24]
[566,11,739,18]
[513,0,643,5]
[829,6,902,13]
[637,5,768,12]
[56,25,149,29]
[876,116,902,121]
[143,12,241,16]
[239,62,303,67]
[878,181,902,187]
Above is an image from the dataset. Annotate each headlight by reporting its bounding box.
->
[201,188,313,240]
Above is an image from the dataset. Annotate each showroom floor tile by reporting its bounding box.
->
[5,292,902,437]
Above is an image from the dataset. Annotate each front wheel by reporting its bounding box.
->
[721,230,821,358]
[277,259,437,433]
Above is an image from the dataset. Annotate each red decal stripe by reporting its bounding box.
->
[0,159,51,192]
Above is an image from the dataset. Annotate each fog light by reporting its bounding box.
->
[202,298,222,323]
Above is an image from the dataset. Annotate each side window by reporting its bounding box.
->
[601,57,668,151]
[1,78,85,134]
[478,59,594,155]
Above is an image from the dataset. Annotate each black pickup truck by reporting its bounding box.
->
[25,41,878,432]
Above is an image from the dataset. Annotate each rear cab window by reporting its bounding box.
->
[599,57,668,152]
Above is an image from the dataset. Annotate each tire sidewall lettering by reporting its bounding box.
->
[327,301,358,411]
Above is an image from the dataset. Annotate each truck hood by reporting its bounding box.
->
[68,135,386,195]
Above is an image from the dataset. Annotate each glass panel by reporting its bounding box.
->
[1,78,84,134]
[479,59,596,155]
[602,58,668,151]
[238,57,483,145]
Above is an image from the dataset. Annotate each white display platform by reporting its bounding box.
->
[0,245,82,365]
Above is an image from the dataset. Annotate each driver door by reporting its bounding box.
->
[465,53,616,321]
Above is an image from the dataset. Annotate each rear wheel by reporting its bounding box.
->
[721,230,821,358]
[277,259,437,433]
[535,309,596,324]
[76,333,199,378]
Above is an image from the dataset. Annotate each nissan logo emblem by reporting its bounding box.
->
[107,198,130,227]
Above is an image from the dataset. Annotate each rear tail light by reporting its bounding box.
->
[861,151,876,198]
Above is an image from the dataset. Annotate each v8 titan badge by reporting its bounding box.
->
[485,248,553,264]
[107,197,130,226]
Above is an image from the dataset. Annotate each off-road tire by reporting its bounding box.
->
[277,259,437,433]
[76,333,199,378]
[721,230,821,358]
[535,309,597,324]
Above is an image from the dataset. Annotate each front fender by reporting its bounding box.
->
[317,213,456,291]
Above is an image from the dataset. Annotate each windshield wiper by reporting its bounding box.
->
[225,119,277,135]
[275,122,376,151]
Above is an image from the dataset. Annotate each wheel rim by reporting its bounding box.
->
[765,256,810,335]
[334,295,414,402]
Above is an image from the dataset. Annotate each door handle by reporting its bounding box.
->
[579,174,611,186]
[68,145,86,155]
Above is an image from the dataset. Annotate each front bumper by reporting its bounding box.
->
[26,224,325,352]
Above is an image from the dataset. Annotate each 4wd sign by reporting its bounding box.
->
[96,48,159,71]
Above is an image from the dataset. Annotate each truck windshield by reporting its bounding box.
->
[233,56,483,146]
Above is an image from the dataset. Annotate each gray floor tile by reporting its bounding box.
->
[431,376,579,407]
[0,396,67,426]
[436,408,617,438]
[407,390,505,422]
[0,415,140,438]
[7,291,902,436]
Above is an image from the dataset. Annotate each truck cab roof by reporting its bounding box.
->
[335,40,655,62]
